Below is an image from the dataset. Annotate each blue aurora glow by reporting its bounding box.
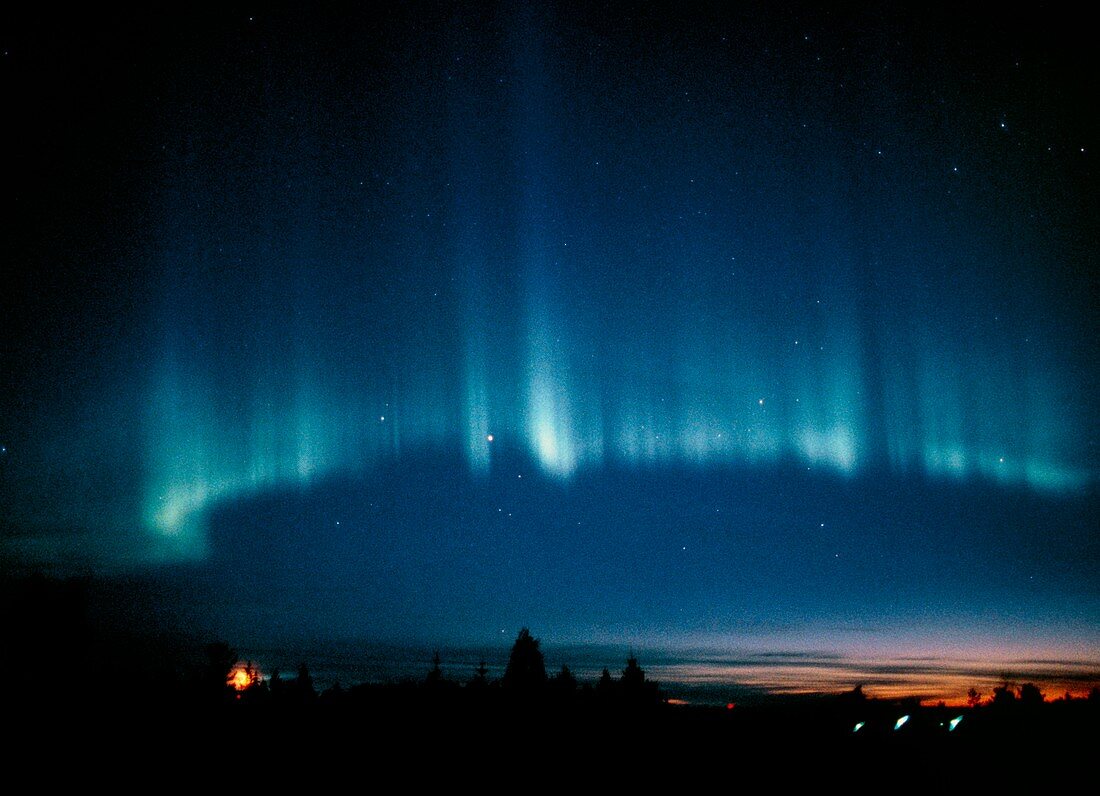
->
[133,10,1095,566]
[145,225,1093,564]
[3,5,1095,591]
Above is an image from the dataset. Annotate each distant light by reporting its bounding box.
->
[486,434,494,442]
[853,721,865,733]
[229,664,258,691]
[758,398,764,406]
[894,715,910,730]
[380,416,385,422]
[949,715,963,732]
[726,702,736,710]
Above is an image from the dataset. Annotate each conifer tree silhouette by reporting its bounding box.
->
[501,628,546,691]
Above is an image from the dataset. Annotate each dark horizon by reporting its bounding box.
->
[218,636,1100,707]
[6,569,1097,705]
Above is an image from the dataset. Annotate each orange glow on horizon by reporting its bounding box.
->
[649,654,1099,706]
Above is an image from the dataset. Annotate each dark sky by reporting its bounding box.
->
[2,3,1097,685]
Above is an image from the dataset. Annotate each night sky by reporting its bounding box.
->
[3,3,1097,698]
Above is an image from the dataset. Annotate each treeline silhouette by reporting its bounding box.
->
[3,574,1097,755]
[212,627,663,712]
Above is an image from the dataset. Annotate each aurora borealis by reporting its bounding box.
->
[2,3,1097,696]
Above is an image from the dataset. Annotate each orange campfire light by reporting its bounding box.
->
[228,664,258,691]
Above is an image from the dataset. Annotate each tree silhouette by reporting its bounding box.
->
[596,667,615,698]
[991,683,1017,706]
[469,660,490,689]
[1018,682,1044,706]
[425,651,444,686]
[294,662,317,703]
[550,664,577,693]
[501,628,546,691]
[621,653,646,690]
[269,669,284,700]
[620,652,659,704]
[967,687,983,707]
[202,641,237,701]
